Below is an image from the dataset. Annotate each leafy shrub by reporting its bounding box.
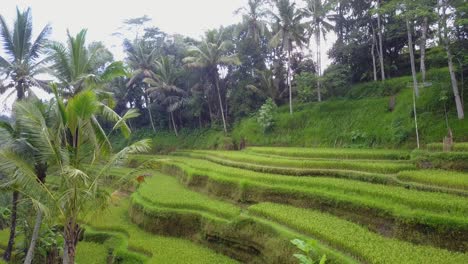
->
[257,98,277,133]
[291,239,327,264]
[295,72,317,103]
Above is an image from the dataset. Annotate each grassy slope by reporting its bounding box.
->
[233,68,468,148]
[233,87,468,149]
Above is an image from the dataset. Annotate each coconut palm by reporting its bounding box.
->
[124,38,160,131]
[0,99,58,264]
[45,87,149,264]
[270,0,307,114]
[246,69,284,104]
[303,0,334,102]
[48,29,126,98]
[144,56,188,136]
[235,0,269,45]
[0,8,51,101]
[184,30,240,133]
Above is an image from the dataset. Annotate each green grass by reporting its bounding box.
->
[159,157,468,230]
[246,147,411,160]
[137,172,241,219]
[84,198,238,264]
[0,229,8,248]
[183,150,415,173]
[76,242,108,264]
[398,170,468,190]
[232,71,468,148]
[426,142,468,152]
[249,203,468,264]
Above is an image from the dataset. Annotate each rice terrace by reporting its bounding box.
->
[0,0,467,263]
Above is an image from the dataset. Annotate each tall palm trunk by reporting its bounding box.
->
[170,112,178,137]
[316,31,322,102]
[287,49,293,113]
[441,0,464,119]
[17,82,25,100]
[371,27,378,81]
[406,19,419,97]
[24,210,43,264]
[24,166,47,264]
[4,81,27,262]
[420,16,428,83]
[3,191,19,262]
[214,75,228,133]
[63,219,80,264]
[144,95,156,132]
[377,0,385,81]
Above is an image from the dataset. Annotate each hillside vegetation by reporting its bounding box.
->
[119,69,468,152]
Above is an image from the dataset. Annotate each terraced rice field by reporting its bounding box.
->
[81,147,468,263]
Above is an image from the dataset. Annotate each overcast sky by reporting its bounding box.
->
[1,0,335,114]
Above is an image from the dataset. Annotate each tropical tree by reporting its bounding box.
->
[439,0,464,119]
[270,0,307,114]
[0,99,56,264]
[0,7,51,101]
[46,87,149,263]
[0,120,21,262]
[246,69,284,104]
[144,56,188,136]
[184,30,240,133]
[124,38,160,131]
[303,0,334,102]
[235,0,269,45]
[375,0,386,81]
[0,8,51,262]
[48,29,126,98]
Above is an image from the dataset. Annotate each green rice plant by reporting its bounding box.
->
[426,142,468,152]
[137,172,240,219]
[177,151,396,184]
[159,157,468,231]
[131,191,356,264]
[398,170,468,190]
[85,198,236,264]
[412,150,468,171]
[76,242,108,264]
[246,147,411,160]
[183,150,415,173]
[250,203,468,264]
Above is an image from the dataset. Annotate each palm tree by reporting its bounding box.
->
[184,30,240,133]
[270,0,307,114]
[0,8,51,101]
[0,99,57,264]
[47,87,148,264]
[303,0,334,102]
[144,56,188,136]
[124,38,160,131]
[235,0,269,45]
[246,69,284,104]
[48,29,126,98]
[439,0,464,119]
